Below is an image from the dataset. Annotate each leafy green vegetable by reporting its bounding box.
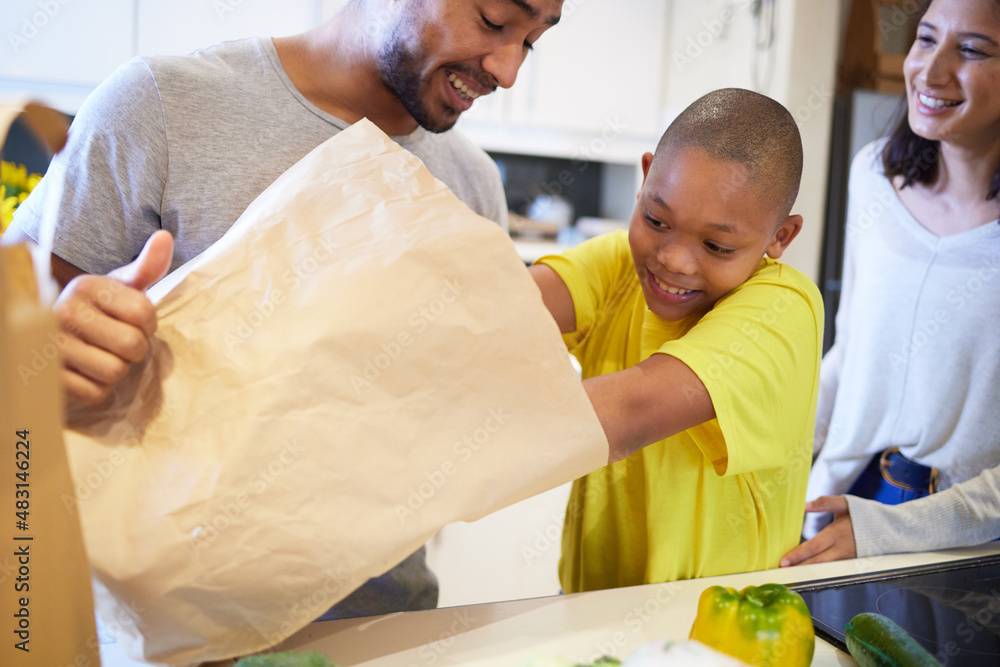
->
[234,651,338,667]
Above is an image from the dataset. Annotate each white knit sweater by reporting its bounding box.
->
[805,141,1000,557]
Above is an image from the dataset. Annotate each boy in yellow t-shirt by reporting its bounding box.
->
[530,88,823,593]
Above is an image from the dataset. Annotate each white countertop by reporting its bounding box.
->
[512,238,570,265]
[100,543,1000,666]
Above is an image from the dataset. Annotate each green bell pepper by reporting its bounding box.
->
[688,583,815,667]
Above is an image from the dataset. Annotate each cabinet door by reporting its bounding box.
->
[136,0,317,57]
[0,0,134,86]
[512,0,669,138]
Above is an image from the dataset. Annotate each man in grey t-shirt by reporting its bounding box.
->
[4,0,565,621]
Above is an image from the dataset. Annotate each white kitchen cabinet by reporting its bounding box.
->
[0,0,134,86]
[515,0,670,138]
[458,1,671,165]
[136,0,317,57]
[427,483,572,608]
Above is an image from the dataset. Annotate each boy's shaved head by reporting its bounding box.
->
[654,88,803,221]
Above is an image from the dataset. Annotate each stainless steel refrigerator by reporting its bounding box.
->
[821,88,905,352]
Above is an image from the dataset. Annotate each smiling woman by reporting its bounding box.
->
[884,0,1000,227]
[787,0,1000,568]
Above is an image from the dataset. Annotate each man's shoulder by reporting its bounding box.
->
[407,128,507,224]
[137,37,271,87]
[416,127,494,170]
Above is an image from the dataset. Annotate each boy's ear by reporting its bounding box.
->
[640,152,655,187]
[764,214,803,259]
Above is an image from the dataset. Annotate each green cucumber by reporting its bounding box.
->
[235,651,338,667]
[844,613,942,667]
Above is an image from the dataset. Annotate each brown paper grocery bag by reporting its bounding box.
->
[0,104,99,667]
[63,118,609,666]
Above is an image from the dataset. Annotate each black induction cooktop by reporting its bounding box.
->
[790,554,1000,666]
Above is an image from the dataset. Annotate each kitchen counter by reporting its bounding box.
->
[100,542,1000,666]
[512,238,570,265]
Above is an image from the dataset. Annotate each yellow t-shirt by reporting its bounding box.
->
[537,230,823,593]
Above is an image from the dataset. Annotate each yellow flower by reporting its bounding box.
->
[0,160,43,237]
[1,188,16,236]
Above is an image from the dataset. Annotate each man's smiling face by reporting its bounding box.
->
[377,0,562,132]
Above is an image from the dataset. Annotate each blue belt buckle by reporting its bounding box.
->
[879,446,938,495]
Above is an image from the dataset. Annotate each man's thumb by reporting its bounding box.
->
[107,231,174,290]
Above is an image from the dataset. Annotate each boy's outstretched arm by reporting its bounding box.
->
[530,264,716,464]
[529,264,577,334]
[584,355,715,464]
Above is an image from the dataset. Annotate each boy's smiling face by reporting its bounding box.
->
[628,146,802,322]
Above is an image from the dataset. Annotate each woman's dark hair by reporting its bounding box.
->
[881,0,1000,201]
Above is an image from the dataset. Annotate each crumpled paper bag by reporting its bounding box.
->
[63,118,609,665]
[0,101,98,667]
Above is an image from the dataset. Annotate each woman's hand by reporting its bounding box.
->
[780,495,857,567]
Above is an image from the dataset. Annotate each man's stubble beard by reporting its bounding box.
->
[377,19,460,134]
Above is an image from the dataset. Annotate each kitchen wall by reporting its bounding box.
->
[1,0,844,279]
[1,0,847,608]
[661,0,843,281]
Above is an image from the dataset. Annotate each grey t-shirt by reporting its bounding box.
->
[11,37,509,620]
[12,36,507,275]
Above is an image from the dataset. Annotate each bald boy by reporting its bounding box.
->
[530,88,824,592]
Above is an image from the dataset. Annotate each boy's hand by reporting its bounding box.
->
[779,496,857,567]
[55,231,173,406]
